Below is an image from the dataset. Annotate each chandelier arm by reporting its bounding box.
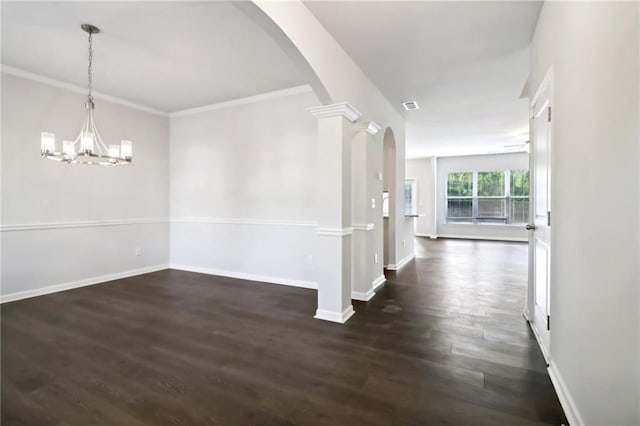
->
[82,107,91,137]
[89,111,110,154]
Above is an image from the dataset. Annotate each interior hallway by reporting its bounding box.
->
[1,238,565,425]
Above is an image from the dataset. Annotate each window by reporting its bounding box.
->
[477,171,506,223]
[446,170,529,224]
[510,170,530,224]
[404,179,417,216]
[446,172,473,222]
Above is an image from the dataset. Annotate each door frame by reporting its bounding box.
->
[526,66,554,363]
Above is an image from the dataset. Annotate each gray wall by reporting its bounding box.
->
[530,2,639,424]
[1,73,170,299]
[169,89,320,287]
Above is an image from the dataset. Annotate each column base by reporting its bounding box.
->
[314,305,355,323]
[372,275,386,290]
[352,289,375,301]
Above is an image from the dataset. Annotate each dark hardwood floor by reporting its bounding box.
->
[1,238,566,425]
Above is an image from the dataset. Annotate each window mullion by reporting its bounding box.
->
[505,169,511,224]
[472,171,478,223]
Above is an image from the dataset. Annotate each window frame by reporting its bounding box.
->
[445,172,474,222]
[446,169,529,225]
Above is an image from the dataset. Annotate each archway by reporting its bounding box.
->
[383,127,396,268]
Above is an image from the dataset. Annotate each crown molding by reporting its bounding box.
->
[353,120,382,135]
[170,85,313,117]
[1,65,169,117]
[1,65,314,119]
[307,102,362,122]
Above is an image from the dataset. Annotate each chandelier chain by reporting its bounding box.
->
[88,31,93,101]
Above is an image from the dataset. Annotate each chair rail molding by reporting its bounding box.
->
[316,227,353,236]
[170,217,316,227]
[352,223,375,231]
[1,218,168,232]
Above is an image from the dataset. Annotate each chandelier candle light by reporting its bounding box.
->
[40,24,132,166]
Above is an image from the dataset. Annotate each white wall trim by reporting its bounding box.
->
[548,364,585,426]
[353,120,382,135]
[386,252,415,271]
[307,102,362,122]
[316,227,353,236]
[527,313,550,364]
[414,233,433,238]
[1,218,169,232]
[372,275,386,290]
[352,223,375,231]
[170,85,313,117]
[437,234,527,242]
[0,264,168,304]
[352,288,375,301]
[1,65,168,117]
[169,264,317,290]
[170,217,316,227]
[314,305,355,323]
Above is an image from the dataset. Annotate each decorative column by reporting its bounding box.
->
[351,121,382,301]
[308,102,362,323]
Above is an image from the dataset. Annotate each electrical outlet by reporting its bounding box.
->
[371,198,376,209]
[374,253,378,264]
[306,255,313,265]
[135,247,142,256]
[402,240,405,248]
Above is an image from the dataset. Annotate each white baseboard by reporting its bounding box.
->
[526,314,550,364]
[548,363,584,426]
[169,264,318,290]
[372,275,386,290]
[353,275,386,301]
[315,305,355,323]
[386,252,415,271]
[437,234,527,242]
[415,233,439,240]
[0,264,169,304]
[352,288,375,301]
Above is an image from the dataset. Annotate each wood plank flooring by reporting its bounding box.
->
[1,238,566,425]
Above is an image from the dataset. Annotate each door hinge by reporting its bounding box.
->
[548,106,552,122]
[547,211,551,226]
[547,315,550,331]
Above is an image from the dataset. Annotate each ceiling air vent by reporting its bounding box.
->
[402,101,419,111]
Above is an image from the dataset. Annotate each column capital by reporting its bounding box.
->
[353,120,382,135]
[307,102,362,122]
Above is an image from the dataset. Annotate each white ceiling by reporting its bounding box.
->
[305,1,542,158]
[1,1,307,113]
[3,1,542,154]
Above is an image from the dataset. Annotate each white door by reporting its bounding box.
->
[528,71,553,360]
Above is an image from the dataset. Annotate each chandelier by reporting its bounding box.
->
[40,24,132,166]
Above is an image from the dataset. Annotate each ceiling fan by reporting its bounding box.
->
[504,140,530,152]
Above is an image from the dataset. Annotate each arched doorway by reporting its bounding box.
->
[383,127,396,268]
